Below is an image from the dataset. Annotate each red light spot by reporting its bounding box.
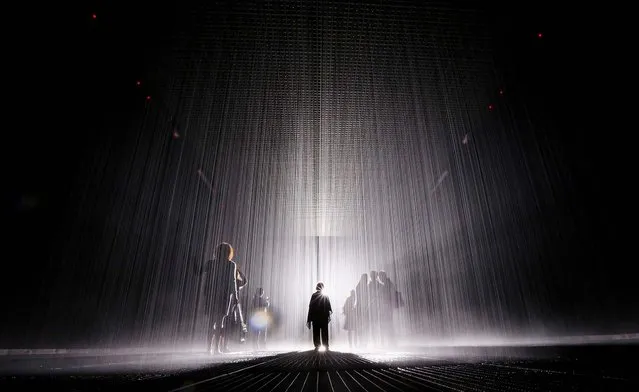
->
[488,104,494,111]
[136,80,141,87]
[146,95,151,101]
[537,32,543,38]
[92,14,97,19]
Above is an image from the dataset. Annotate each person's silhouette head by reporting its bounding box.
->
[370,270,378,281]
[378,270,388,282]
[316,282,324,291]
[256,287,264,297]
[216,242,234,262]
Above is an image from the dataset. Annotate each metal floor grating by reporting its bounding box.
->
[1,348,637,391]
[152,350,637,392]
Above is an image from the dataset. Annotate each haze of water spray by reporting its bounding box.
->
[42,2,568,350]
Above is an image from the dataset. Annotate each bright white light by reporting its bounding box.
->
[249,311,270,330]
[317,345,326,352]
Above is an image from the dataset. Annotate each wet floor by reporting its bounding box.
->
[1,344,637,391]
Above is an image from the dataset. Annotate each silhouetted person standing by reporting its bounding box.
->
[306,282,332,351]
[355,273,369,347]
[205,242,241,354]
[343,289,356,348]
[368,270,383,345]
[378,270,398,347]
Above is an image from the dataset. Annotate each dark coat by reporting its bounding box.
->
[307,291,332,323]
[203,259,239,316]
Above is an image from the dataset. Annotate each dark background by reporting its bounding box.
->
[1,1,634,347]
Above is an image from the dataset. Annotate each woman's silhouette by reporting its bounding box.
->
[205,242,241,354]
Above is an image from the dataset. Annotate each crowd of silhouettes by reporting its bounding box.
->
[202,242,403,354]
[344,270,404,348]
